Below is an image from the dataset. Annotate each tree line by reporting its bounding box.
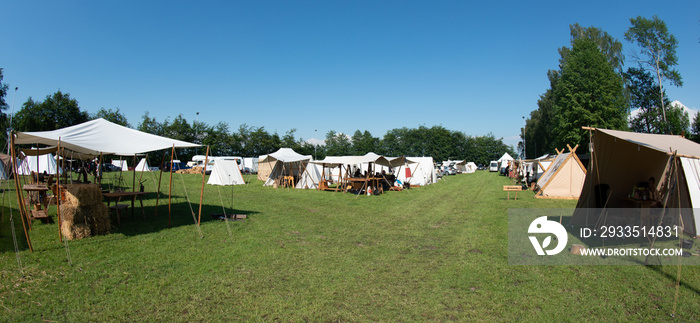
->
[0,73,514,165]
[522,16,697,158]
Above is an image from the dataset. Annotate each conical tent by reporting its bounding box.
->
[207,159,245,186]
[135,158,151,171]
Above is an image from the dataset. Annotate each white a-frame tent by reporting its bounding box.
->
[207,159,245,185]
[535,145,586,199]
[135,158,151,171]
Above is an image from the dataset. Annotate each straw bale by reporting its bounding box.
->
[63,184,103,207]
[61,222,91,240]
[58,184,111,240]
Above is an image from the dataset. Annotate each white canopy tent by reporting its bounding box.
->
[207,159,245,186]
[11,118,201,249]
[15,118,199,155]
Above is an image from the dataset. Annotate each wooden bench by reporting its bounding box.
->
[109,204,129,225]
[503,185,523,200]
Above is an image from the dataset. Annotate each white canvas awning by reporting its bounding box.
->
[14,118,199,155]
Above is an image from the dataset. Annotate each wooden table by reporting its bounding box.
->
[345,177,384,194]
[102,191,149,219]
[23,184,51,220]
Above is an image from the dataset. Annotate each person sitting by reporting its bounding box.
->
[648,177,662,207]
[353,168,361,178]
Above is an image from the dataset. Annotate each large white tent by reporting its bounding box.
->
[207,159,245,186]
[16,153,59,175]
[398,157,436,186]
[258,148,312,186]
[498,152,514,169]
[14,118,199,156]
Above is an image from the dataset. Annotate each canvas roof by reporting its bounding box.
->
[259,148,311,163]
[311,153,397,168]
[14,118,199,156]
[498,153,514,162]
[594,128,700,158]
[571,128,700,236]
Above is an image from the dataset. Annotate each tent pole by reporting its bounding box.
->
[131,154,137,192]
[98,152,103,186]
[56,138,62,242]
[168,145,174,228]
[154,152,167,218]
[10,133,32,252]
[197,146,209,225]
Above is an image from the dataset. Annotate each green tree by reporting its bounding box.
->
[351,130,379,155]
[527,24,626,156]
[552,38,628,149]
[138,111,164,135]
[0,69,10,150]
[204,122,232,156]
[93,107,130,127]
[324,130,352,156]
[690,114,700,143]
[13,91,89,132]
[625,15,682,133]
[625,67,688,134]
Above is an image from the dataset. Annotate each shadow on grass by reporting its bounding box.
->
[107,201,259,237]
[0,199,259,252]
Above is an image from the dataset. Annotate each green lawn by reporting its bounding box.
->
[1,171,698,321]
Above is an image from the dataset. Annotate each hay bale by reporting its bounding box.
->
[58,184,110,240]
[63,184,103,207]
[61,222,91,240]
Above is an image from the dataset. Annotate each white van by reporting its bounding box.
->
[489,161,499,172]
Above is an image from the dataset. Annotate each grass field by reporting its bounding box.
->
[1,171,699,321]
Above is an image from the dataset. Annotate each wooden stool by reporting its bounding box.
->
[109,204,129,225]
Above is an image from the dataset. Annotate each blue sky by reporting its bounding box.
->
[2,1,699,149]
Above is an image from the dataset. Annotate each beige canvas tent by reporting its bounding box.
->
[535,145,586,199]
[257,148,312,187]
[570,128,700,237]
